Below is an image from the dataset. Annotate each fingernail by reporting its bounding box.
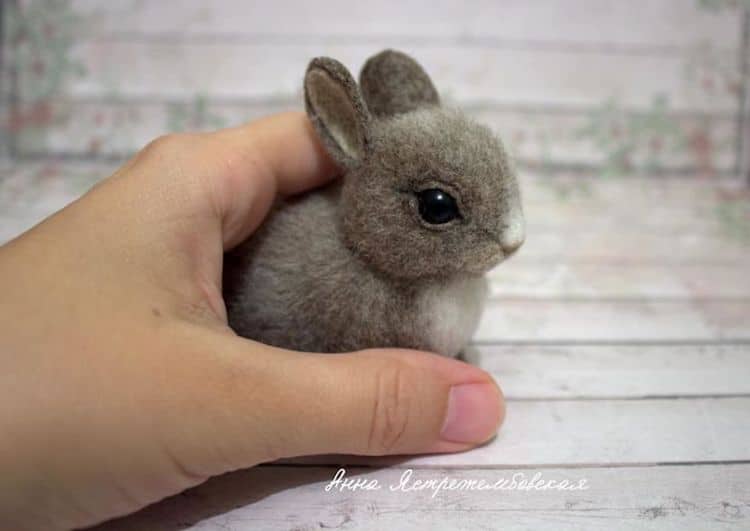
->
[440,383,502,443]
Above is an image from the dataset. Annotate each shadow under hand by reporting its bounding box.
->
[90,457,411,531]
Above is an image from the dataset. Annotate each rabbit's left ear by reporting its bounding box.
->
[359,49,440,117]
[304,57,371,169]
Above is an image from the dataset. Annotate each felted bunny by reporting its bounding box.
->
[223,49,524,357]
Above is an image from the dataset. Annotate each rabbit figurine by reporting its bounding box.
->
[223,49,524,357]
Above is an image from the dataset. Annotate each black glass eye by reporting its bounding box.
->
[416,188,460,225]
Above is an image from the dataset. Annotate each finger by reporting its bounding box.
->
[206,112,338,249]
[169,333,504,475]
[213,111,337,196]
[89,112,336,253]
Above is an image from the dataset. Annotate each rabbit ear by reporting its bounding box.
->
[304,57,371,169]
[359,49,440,118]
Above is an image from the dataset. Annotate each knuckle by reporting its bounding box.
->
[139,133,195,162]
[367,361,414,455]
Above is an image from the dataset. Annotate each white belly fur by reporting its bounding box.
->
[417,276,488,356]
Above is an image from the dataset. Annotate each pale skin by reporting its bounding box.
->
[0,112,504,530]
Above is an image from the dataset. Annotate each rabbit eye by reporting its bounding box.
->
[416,188,460,225]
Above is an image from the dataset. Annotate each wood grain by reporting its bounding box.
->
[2,145,750,529]
[476,344,750,399]
[74,0,742,48]
[4,1,750,528]
[95,464,750,531]
[489,263,750,298]
[45,42,738,113]
[476,299,750,342]
[13,100,740,171]
[9,0,746,171]
[285,397,750,467]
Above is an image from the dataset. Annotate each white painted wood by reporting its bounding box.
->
[0,162,105,243]
[74,0,743,49]
[514,229,750,263]
[4,167,749,302]
[94,464,750,531]
[4,2,750,527]
[46,42,738,112]
[285,397,750,467]
[4,161,747,216]
[522,174,749,209]
[11,1,745,171]
[15,101,740,171]
[3,165,749,267]
[489,262,750,298]
[476,299,750,342]
[5,208,749,264]
[472,106,739,171]
[477,344,750,399]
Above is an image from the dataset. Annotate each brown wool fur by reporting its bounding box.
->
[223,50,524,356]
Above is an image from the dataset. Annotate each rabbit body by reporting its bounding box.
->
[224,184,487,356]
[223,50,523,357]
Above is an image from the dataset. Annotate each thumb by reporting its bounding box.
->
[273,349,505,458]
[188,334,504,470]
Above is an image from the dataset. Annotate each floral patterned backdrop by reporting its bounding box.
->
[1,0,749,178]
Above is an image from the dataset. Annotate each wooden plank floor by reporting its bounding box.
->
[1,161,749,529]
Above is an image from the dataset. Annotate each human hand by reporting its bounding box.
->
[0,112,504,530]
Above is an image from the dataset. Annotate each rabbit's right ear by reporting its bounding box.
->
[304,57,371,169]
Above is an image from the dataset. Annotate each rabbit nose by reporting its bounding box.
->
[502,236,523,255]
[500,216,525,255]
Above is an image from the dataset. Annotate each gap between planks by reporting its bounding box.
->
[264,460,750,471]
[73,0,742,49]
[469,343,750,399]
[279,397,750,467]
[476,299,750,342]
[93,463,750,531]
[52,42,739,112]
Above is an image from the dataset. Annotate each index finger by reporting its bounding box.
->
[207,111,338,248]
